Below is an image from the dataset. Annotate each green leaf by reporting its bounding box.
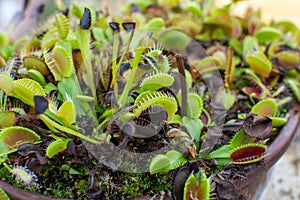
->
[57,100,76,127]
[69,168,82,175]
[166,150,187,170]
[149,154,171,174]
[270,116,287,127]
[140,72,174,91]
[182,117,203,140]
[242,36,258,56]
[44,83,57,94]
[255,27,282,44]
[224,90,235,110]
[11,78,45,106]
[214,157,233,166]
[149,150,187,174]
[183,2,202,17]
[246,51,272,78]
[229,38,242,56]
[92,28,107,41]
[229,130,256,149]
[0,111,15,128]
[134,91,178,121]
[204,145,231,159]
[193,56,222,75]
[0,140,9,156]
[0,73,14,94]
[46,138,70,158]
[274,21,298,33]
[55,13,69,39]
[27,69,47,86]
[187,93,203,118]
[145,18,165,36]
[205,9,233,30]
[251,98,277,117]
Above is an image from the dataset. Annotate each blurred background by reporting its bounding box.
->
[216,0,300,27]
[0,0,299,199]
[0,0,22,29]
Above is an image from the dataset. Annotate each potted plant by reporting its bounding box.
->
[0,0,299,199]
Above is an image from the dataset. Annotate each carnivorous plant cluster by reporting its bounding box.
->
[0,0,299,199]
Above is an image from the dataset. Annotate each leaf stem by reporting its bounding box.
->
[118,47,144,108]
[38,114,98,144]
[176,54,187,117]
[115,27,135,76]
[2,162,12,172]
[111,32,120,88]
[76,28,96,102]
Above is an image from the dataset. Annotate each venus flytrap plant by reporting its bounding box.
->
[182,169,210,200]
[140,72,175,91]
[0,89,27,128]
[0,0,299,199]
[55,13,69,40]
[228,130,268,164]
[46,134,71,158]
[43,44,74,81]
[251,98,278,117]
[170,163,211,200]
[240,68,271,101]
[27,69,47,86]
[0,73,14,94]
[10,78,46,107]
[285,78,300,102]
[204,128,269,166]
[21,51,50,76]
[33,95,97,144]
[76,7,97,102]
[150,150,188,174]
[56,96,76,127]
[255,27,282,44]
[246,51,272,78]
[0,57,99,146]
[133,90,178,121]
[274,50,300,68]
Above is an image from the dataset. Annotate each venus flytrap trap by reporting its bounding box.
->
[171,163,210,200]
[43,44,74,81]
[182,169,210,200]
[140,72,175,91]
[0,66,97,145]
[0,126,40,156]
[45,134,72,158]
